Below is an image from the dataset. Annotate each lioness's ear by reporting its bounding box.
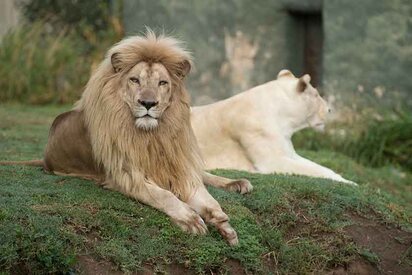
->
[297,74,311,92]
[176,59,192,79]
[111,53,122,73]
[277,69,295,79]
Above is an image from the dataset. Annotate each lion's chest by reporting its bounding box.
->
[135,134,197,189]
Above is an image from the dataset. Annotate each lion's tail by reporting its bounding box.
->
[0,159,44,167]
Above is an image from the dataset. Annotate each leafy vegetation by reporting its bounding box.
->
[345,117,412,170]
[0,22,88,104]
[19,0,117,33]
[0,105,411,274]
[293,111,412,172]
[0,0,123,104]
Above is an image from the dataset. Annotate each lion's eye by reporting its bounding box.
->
[130,77,140,84]
[159,80,168,86]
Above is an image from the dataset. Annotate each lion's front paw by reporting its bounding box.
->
[207,210,238,246]
[225,179,253,194]
[170,205,208,235]
[217,222,238,246]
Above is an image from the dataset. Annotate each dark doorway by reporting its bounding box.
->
[288,11,323,89]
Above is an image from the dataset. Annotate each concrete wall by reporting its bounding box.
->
[323,0,412,106]
[123,0,411,106]
[0,0,21,40]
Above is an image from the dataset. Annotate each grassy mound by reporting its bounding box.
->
[0,105,411,274]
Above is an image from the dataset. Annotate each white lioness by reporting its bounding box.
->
[191,70,356,185]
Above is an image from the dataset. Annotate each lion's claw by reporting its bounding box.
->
[172,206,208,235]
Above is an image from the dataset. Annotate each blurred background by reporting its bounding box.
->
[0,0,411,172]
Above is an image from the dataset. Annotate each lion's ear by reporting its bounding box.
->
[297,74,311,93]
[111,53,122,73]
[176,59,192,79]
[277,69,295,79]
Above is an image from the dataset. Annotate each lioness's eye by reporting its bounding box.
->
[130,77,140,84]
[159,80,168,86]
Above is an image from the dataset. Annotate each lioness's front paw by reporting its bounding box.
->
[226,179,253,194]
[170,205,208,235]
[341,179,358,186]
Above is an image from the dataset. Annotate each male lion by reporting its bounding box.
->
[1,32,252,245]
[191,70,356,185]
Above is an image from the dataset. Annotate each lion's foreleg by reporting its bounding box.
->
[186,186,238,246]
[202,172,253,194]
[103,176,208,234]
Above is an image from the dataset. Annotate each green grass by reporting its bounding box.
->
[0,104,411,274]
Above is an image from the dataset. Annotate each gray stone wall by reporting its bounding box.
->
[323,0,412,107]
[123,0,412,106]
[0,0,21,41]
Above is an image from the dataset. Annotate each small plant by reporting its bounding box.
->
[344,115,412,171]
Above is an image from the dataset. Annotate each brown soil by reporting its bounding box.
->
[343,213,412,274]
[137,262,193,275]
[327,260,379,275]
[220,259,247,275]
[76,255,123,275]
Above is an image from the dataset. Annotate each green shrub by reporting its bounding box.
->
[0,16,122,104]
[19,0,113,33]
[345,116,412,171]
[0,22,89,104]
[294,114,412,171]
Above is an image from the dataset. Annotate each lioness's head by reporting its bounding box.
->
[277,69,330,131]
[109,33,192,130]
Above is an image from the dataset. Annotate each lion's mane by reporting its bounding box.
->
[74,31,204,200]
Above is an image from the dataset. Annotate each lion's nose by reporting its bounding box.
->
[138,100,158,110]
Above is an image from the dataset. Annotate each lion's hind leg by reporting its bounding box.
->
[202,172,253,194]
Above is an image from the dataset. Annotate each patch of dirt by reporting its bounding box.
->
[223,259,246,275]
[163,263,195,275]
[135,263,154,275]
[76,258,195,275]
[76,255,123,275]
[136,262,194,275]
[344,213,412,274]
[327,259,379,275]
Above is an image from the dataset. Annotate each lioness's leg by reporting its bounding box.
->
[186,186,238,245]
[294,156,357,185]
[202,172,253,194]
[258,155,356,185]
[102,179,208,234]
[241,133,356,185]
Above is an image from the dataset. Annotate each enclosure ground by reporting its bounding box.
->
[0,105,411,274]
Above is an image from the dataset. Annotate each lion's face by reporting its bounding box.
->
[277,70,330,131]
[122,62,173,130]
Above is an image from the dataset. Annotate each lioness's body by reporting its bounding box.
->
[191,70,355,185]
